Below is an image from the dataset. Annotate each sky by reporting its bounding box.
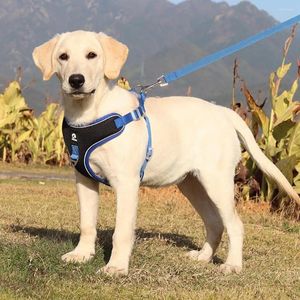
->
[170,0,300,22]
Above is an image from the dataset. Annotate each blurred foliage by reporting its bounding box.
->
[117,77,131,90]
[0,81,67,165]
[233,26,300,218]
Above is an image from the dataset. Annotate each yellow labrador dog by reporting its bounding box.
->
[33,30,300,276]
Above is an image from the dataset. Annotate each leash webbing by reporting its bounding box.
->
[147,14,300,87]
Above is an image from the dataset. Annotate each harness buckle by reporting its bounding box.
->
[70,145,79,166]
[146,147,153,161]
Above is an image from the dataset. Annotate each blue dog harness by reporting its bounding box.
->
[62,92,152,186]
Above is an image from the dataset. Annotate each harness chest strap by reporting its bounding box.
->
[62,93,152,186]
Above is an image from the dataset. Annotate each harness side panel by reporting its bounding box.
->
[62,115,122,182]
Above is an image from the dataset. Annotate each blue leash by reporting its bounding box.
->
[141,14,300,90]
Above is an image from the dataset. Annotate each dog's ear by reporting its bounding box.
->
[98,33,129,80]
[32,35,60,80]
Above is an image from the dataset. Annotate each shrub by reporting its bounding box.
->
[233,26,300,218]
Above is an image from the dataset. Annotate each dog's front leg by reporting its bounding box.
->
[62,171,99,263]
[101,178,139,276]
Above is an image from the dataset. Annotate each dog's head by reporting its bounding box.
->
[32,30,129,99]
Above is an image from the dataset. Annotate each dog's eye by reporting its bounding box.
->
[59,53,69,61]
[87,52,97,59]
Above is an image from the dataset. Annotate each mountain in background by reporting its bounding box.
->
[0,0,299,113]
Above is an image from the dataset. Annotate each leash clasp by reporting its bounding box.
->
[136,75,168,94]
[157,75,168,87]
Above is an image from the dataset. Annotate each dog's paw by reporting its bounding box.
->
[186,250,212,263]
[99,264,128,276]
[61,250,94,263]
[219,263,242,274]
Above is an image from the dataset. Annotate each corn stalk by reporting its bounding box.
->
[0,81,68,165]
[233,26,300,218]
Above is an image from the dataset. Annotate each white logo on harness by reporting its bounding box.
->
[71,133,77,142]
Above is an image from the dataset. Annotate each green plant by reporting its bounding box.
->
[0,81,34,162]
[0,81,67,165]
[234,26,300,218]
[29,103,66,165]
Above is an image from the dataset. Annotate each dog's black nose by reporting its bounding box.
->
[69,74,85,89]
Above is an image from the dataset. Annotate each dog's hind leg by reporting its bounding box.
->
[178,174,224,263]
[196,170,244,274]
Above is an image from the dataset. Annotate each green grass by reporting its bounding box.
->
[0,169,299,299]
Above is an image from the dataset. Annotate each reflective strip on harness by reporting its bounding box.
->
[114,106,145,129]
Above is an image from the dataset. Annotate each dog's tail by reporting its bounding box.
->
[224,108,300,205]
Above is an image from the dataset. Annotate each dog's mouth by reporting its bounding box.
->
[67,89,96,98]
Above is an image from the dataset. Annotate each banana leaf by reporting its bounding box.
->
[287,122,300,157]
